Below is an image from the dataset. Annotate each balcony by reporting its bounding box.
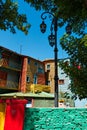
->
[0,58,22,71]
[0,79,19,90]
[26,84,51,93]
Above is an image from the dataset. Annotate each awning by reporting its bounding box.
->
[0,92,54,99]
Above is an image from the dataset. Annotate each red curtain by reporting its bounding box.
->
[4,99,27,130]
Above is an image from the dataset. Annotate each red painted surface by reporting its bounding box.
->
[37,73,45,85]
[4,99,28,130]
[0,99,4,103]
[0,70,7,87]
[20,57,27,92]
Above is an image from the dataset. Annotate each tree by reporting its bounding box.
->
[25,0,87,35]
[59,35,87,99]
[0,0,30,34]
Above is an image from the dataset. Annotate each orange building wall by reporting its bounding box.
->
[27,58,45,85]
[43,60,55,93]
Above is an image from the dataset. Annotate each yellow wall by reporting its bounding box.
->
[27,84,50,93]
[0,103,6,130]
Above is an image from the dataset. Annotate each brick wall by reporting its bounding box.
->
[20,57,27,92]
[27,58,45,85]
[37,74,45,85]
[24,108,87,130]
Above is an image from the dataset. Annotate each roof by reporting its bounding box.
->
[0,92,54,99]
[43,58,70,63]
[0,46,43,64]
[0,46,27,57]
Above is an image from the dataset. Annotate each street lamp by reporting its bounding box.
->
[40,12,58,107]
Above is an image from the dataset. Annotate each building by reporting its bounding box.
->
[43,58,71,93]
[0,46,23,93]
[0,46,50,94]
[25,57,46,92]
[0,46,74,107]
[43,58,74,107]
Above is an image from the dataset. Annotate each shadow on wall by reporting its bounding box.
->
[23,108,40,130]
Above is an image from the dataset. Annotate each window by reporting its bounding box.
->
[0,53,2,59]
[58,79,64,85]
[33,74,37,84]
[61,72,64,74]
[28,59,30,64]
[26,99,32,108]
[26,76,30,83]
[34,62,38,66]
[47,64,50,70]
[46,80,50,86]
[65,75,68,78]
[38,67,44,73]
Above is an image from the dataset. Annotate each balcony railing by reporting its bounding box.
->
[0,79,19,90]
[26,84,51,93]
[0,58,22,71]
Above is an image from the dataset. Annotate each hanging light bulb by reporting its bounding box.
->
[40,21,47,33]
[48,33,55,47]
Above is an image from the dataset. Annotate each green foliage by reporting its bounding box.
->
[81,34,87,46]
[25,0,87,35]
[59,35,87,99]
[0,0,30,34]
[25,0,55,11]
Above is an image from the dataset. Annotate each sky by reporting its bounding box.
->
[0,0,68,61]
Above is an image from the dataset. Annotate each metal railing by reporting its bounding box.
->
[0,79,19,89]
[26,84,51,93]
[0,58,22,70]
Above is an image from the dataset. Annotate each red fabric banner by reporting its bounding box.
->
[4,99,27,130]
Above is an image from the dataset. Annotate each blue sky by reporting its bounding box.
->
[0,0,68,61]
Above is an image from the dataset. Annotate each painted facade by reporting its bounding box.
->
[26,57,46,91]
[43,58,71,94]
[0,46,23,93]
[43,59,74,106]
[0,46,50,94]
[24,108,87,130]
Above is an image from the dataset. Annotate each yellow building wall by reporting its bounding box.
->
[0,102,6,130]
[44,61,55,93]
[26,84,50,93]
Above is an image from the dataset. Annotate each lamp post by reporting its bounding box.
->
[40,12,58,107]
